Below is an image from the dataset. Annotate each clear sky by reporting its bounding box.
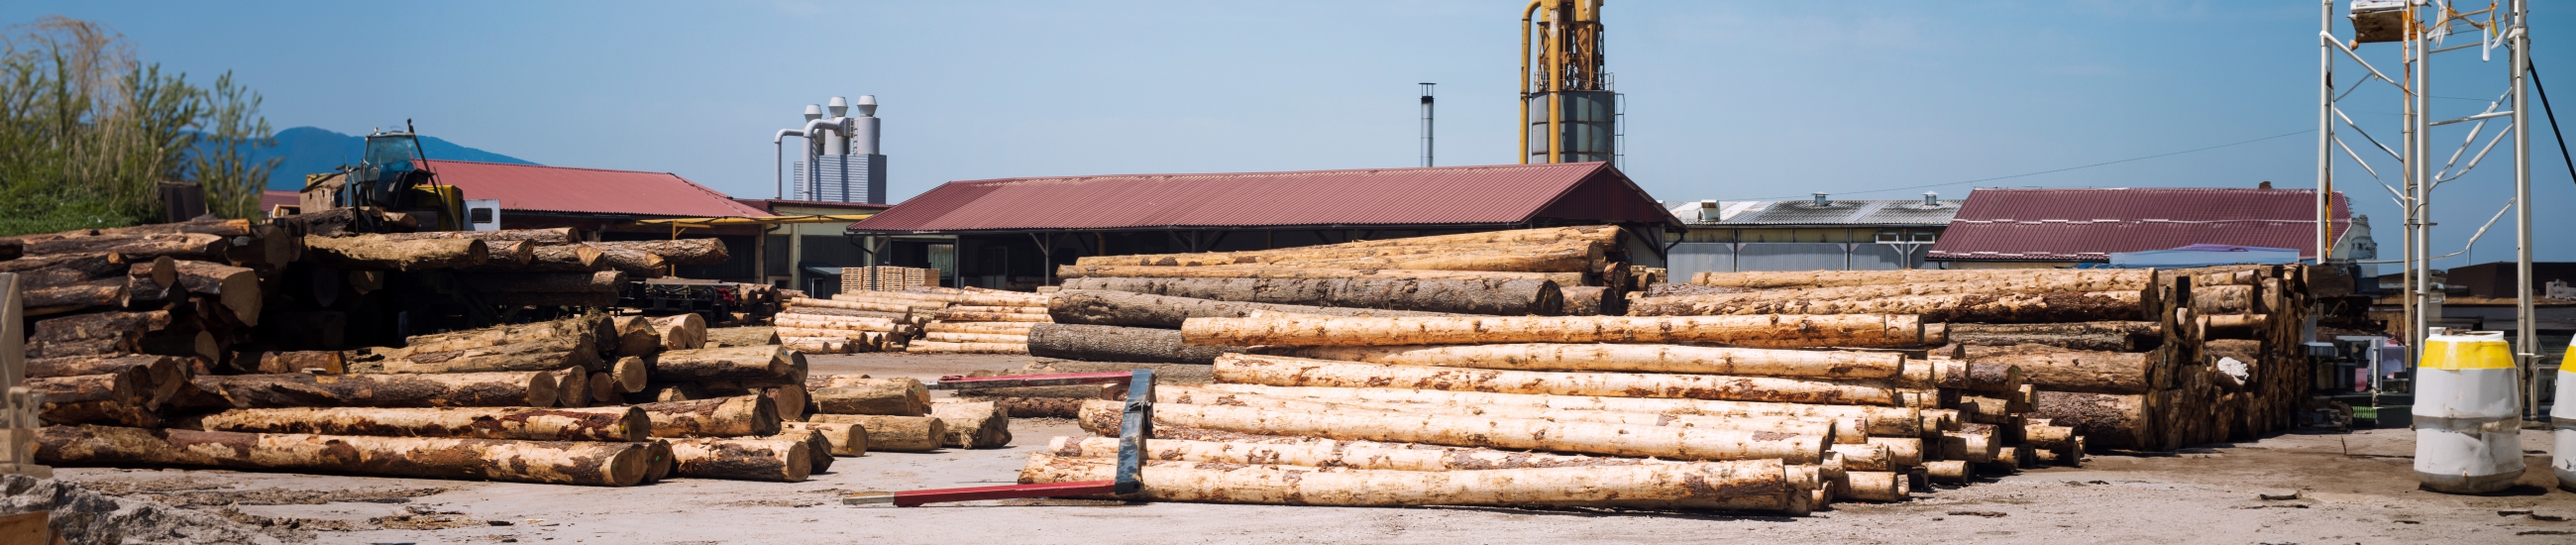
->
[7,1,2572,263]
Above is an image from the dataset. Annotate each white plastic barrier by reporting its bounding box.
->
[2414,330,2523,493]
[2554,344,2574,491]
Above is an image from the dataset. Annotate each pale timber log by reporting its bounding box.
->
[809,378,930,416]
[1053,265,1581,284]
[1063,276,1562,315]
[590,244,667,276]
[802,414,946,452]
[37,424,646,487]
[192,406,649,442]
[924,321,1038,334]
[1074,240,1597,269]
[1018,454,1804,513]
[768,429,834,473]
[1830,443,1892,472]
[704,326,780,348]
[1185,314,1924,349]
[462,243,604,272]
[929,400,1013,449]
[1691,269,2153,289]
[611,316,660,358]
[905,341,1028,355]
[638,396,779,438]
[666,437,807,482]
[1948,321,2157,352]
[1047,289,1461,329]
[1962,344,2166,394]
[782,422,869,456]
[302,235,485,272]
[1215,354,1897,406]
[2190,284,2260,314]
[1027,324,1238,365]
[191,372,558,408]
[1841,472,1909,502]
[19,233,227,261]
[1078,400,1824,463]
[1047,436,1675,472]
[924,332,1027,344]
[1260,343,1901,379]
[929,310,1050,323]
[593,239,728,266]
[2031,390,2156,450]
[1156,386,1858,443]
[652,313,707,350]
[1198,383,1922,437]
[1866,437,1923,467]
[379,228,579,245]
[404,316,603,353]
[649,346,804,385]
[1631,290,2146,324]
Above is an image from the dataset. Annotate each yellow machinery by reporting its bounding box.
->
[1521,0,1615,164]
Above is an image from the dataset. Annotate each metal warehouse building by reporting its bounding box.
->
[1663,192,1962,280]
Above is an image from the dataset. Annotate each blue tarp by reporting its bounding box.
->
[2101,244,2304,269]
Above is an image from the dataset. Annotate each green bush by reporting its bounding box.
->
[0,16,274,236]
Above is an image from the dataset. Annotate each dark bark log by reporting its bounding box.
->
[589,245,666,277]
[808,378,930,416]
[37,425,649,487]
[1057,277,1561,316]
[27,354,182,403]
[649,346,804,385]
[26,337,135,359]
[379,228,580,245]
[1558,285,1611,316]
[666,437,807,482]
[169,260,261,325]
[21,281,125,315]
[461,243,604,272]
[302,235,486,272]
[192,406,650,442]
[957,396,1088,418]
[31,310,169,343]
[190,372,559,408]
[1948,321,2156,352]
[1,253,137,289]
[1027,323,1240,365]
[379,335,601,375]
[637,396,780,438]
[2031,390,2155,449]
[18,233,227,262]
[592,239,728,266]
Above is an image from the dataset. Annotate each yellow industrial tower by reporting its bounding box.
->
[1521,0,1614,164]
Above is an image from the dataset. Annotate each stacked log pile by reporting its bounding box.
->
[908,286,1048,355]
[1654,266,2331,451]
[1030,312,2073,512]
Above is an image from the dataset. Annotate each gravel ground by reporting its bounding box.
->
[32,354,2576,544]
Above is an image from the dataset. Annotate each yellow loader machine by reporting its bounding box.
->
[309,121,467,233]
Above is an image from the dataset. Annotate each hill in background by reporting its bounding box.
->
[252,127,536,190]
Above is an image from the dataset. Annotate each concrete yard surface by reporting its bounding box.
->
[39,355,2576,544]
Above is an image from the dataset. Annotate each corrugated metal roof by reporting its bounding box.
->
[849,163,1676,233]
[1927,187,2349,262]
[418,160,766,218]
[1675,198,1963,227]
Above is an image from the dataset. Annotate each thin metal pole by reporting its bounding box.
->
[2414,6,2435,364]
[2511,0,2536,420]
[1420,83,1436,167]
[2403,10,2424,372]
[2318,0,2335,262]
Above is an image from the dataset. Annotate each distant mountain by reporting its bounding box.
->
[251,127,537,190]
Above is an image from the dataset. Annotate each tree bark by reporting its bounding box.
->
[1020,453,1802,512]
[905,341,1028,355]
[929,310,1051,323]
[664,437,807,482]
[637,395,780,438]
[32,373,156,426]
[1962,345,2165,394]
[926,321,1036,336]
[1080,399,1825,463]
[3,253,148,291]
[803,414,946,452]
[2031,390,2154,449]
[462,272,625,293]
[1062,276,1562,316]
[37,425,649,487]
[403,316,603,352]
[782,422,868,456]
[31,310,168,343]
[592,239,728,266]
[379,228,579,245]
[378,336,603,376]
[1181,314,1926,349]
[1027,324,1238,365]
[590,245,667,276]
[648,346,804,385]
[1056,265,1583,284]
[1047,436,1673,472]
[1259,343,1903,379]
[1047,289,1461,329]
[1948,321,2156,352]
[2190,284,2259,314]
[1153,386,1857,444]
[954,396,1088,418]
[1692,269,2154,289]
[610,316,661,358]
[1198,383,1922,438]
[651,313,707,351]
[767,429,834,473]
[1076,240,1596,268]
[191,372,559,408]
[20,281,127,315]
[20,233,228,262]
[191,406,649,442]
[463,243,604,272]
[1214,354,1897,406]
[1631,290,2145,324]
[809,379,931,416]
[929,400,1012,449]
[923,332,1026,344]
[28,354,181,403]
[302,235,486,272]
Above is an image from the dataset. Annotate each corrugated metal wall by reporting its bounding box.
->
[1666,242,1928,279]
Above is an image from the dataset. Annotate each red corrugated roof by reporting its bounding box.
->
[1927,187,2349,262]
[850,163,1675,233]
[417,160,765,218]
[260,189,298,210]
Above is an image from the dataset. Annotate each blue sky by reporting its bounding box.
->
[8,1,2572,263]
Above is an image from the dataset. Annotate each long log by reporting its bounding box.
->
[19,233,228,261]
[1260,344,1902,379]
[1063,276,1561,316]
[20,281,128,315]
[1632,290,2146,324]
[923,322,1034,337]
[774,316,903,332]
[1047,436,1672,472]
[30,310,168,343]
[590,244,667,276]
[191,406,649,442]
[905,341,1028,355]
[1962,345,2165,394]
[1055,265,1587,285]
[802,414,947,452]
[462,271,625,293]
[463,243,605,272]
[27,354,182,403]
[652,313,707,350]
[1075,240,1596,269]
[1645,272,2152,307]
[1198,383,1922,437]
[666,438,808,482]
[1153,386,1857,443]
[1080,399,1824,463]
[924,332,1026,344]
[929,310,1051,323]
[1215,354,1896,405]
[2,253,150,291]
[783,422,869,456]
[2031,390,2155,449]
[303,235,486,272]
[649,346,804,385]
[38,425,649,487]
[929,400,1012,449]
[1047,289,1460,329]
[784,296,917,314]
[704,326,780,348]
[637,396,780,438]
[1948,321,2157,352]
[160,261,262,325]
[31,373,156,426]
[809,378,930,416]
[1182,314,1924,349]
[1017,454,1798,512]
[403,315,603,352]
[1027,324,1237,365]
[191,372,559,408]
[380,228,580,244]
[378,336,602,375]
[593,239,728,266]
[1692,269,2153,289]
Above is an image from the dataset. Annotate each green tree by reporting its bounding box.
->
[0,16,275,236]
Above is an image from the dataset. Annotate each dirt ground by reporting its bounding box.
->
[47,354,2576,544]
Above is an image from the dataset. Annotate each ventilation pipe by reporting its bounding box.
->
[1812,192,1830,207]
[1924,191,1940,206]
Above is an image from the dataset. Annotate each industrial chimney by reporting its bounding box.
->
[778,95,889,204]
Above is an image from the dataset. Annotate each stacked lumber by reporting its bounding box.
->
[908,286,1048,355]
[1031,312,2068,512]
[842,266,933,292]
[1660,266,2331,452]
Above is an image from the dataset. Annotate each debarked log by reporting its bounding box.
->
[1214,354,1898,406]
[37,424,648,487]
[1181,314,1925,349]
[1061,276,1562,316]
[190,406,650,442]
[801,414,947,452]
[190,372,559,408]
[1017,453,1803,513]
[1258,343,1902,379]
[1076,399,1825,463]
[1027,323,1240,365]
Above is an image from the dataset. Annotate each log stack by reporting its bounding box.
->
[1022,310,2068,513]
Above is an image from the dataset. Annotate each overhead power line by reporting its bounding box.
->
[1740,129,2316,201]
